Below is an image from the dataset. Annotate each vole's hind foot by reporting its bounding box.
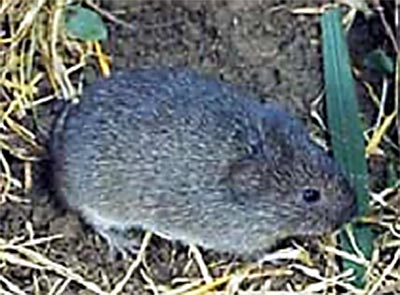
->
[96,227,141,260]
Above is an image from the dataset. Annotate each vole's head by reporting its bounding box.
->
[227,128,357,241]
[267,144,357,236]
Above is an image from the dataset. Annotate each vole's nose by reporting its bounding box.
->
[335,194,358,227]
[349,199,358,218]
[344,200,358,223]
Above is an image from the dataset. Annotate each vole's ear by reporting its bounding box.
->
[216,157,267,207]
[219,156,265,192]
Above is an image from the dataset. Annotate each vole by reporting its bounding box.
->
[50,67,357,257]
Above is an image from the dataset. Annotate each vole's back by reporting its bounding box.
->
[51,68,356,255]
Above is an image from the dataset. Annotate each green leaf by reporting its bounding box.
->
[321,9,374,288]
[64,6,108,41]
[364,49,395,75]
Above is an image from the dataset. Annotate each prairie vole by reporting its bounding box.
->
[50,68,356,256]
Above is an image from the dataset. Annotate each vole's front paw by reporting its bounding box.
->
[80,206,141,259]
[97,227,141,260]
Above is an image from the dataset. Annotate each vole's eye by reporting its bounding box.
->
[302,188,321,203]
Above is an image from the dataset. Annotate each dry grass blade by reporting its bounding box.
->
[0,274,28,295]
[367,248,400,295]
[110,232,152,295]
[3,244,108,295]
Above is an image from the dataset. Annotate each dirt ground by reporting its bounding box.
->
[0,0,396,294]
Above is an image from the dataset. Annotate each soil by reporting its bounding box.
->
[0,0,396,294]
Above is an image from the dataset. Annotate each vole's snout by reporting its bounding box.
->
[342,189,358,221]
[330,180,358,229]
[299,165,358,233]
[305,154,359,230]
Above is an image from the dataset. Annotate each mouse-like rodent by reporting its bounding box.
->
[50,68,356,257]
